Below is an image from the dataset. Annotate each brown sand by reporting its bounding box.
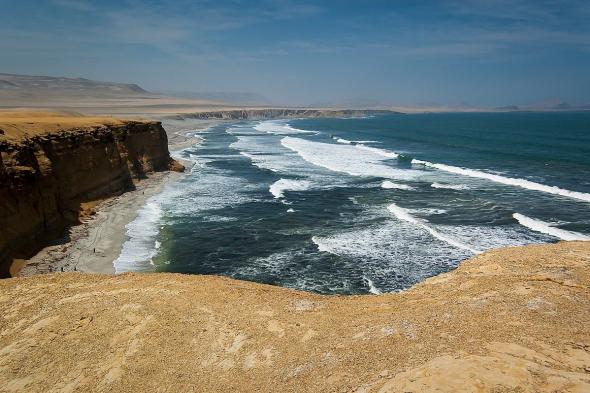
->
[0,241,588,392]
[0,111,125,140]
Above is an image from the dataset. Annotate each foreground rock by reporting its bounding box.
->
[0,241,588,392]
[0,112,183,277]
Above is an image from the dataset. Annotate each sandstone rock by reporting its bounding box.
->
[0,118,177,277]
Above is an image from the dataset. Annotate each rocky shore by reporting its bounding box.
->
[0,241,588,392]
[0,112,183,277]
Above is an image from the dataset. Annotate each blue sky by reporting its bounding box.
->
[1,0,589,106]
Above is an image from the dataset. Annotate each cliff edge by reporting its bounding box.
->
[0,112,183,277]
[0,241,588,392]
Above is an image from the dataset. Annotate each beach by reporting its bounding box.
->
[16,117,219,277]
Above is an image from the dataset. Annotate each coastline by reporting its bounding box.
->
[17,118,217,277]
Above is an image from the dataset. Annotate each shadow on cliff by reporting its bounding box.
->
[0,121,180,278]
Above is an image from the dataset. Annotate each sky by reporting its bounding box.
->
[0,0,589,107]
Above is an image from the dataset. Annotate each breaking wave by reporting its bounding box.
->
[413,159,590,203]
[387,203,481,254]
[513,213,590,241]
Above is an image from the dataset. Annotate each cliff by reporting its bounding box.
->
[168,108,397,120]
[0,241,588,392]
[0,112,183,277]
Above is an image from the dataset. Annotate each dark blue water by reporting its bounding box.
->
[115,112,590,294]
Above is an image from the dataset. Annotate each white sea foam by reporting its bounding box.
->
[431,182,470,190]
[114,196,163,273]
[232,136,322,175]
[355,144,399,158]
[413,159,590,203]
[332,136,380,144]
[434,224,548,250]
[310,221,473,293]
[254,121,317,135]
[363,276,383,294]
[415,208,448,215]
[233,137,299,173]
[513,213,590,241]
[281,137,416,180]
[269,179,313,199]
[312,236,333,253]
[381,180,415,190]
[387,203,481,254]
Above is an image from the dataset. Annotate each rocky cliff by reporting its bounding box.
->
[0,113,183,277]
[169,108,397,120]
[0,241,588,392]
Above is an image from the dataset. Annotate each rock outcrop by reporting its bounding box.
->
[0,113,183,277]
[169,108,397,120]
[0,241,588,392]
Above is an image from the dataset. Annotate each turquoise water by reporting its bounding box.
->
[115,112,590,294]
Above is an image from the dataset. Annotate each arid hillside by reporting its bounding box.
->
[0,241,588,392]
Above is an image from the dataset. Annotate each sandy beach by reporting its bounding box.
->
[17,117,220,277]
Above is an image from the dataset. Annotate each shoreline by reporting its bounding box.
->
[18,118,218,277]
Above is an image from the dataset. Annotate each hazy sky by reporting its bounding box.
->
[1,0,589,106]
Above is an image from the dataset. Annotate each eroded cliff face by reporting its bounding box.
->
[169,108,397,120]
[0,120,182,277]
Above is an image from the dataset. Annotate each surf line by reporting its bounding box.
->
[513,213,590,241]
[412,159,590,203]
[387,202,482,254]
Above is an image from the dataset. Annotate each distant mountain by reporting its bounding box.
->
[522,99,590,111]
[157,90,270,106]
[0,73,153,100]
[307,97,392,109]
[495,105,520,111]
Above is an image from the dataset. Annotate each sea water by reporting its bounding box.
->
[115,112,590,294]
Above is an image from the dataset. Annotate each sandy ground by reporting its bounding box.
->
[0,111,128,141]
[1,241,588,392]
[19,172,179,275]
[18,117,219,276]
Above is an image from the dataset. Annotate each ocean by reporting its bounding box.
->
[114,112,590,294]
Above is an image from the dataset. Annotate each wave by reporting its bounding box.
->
[412,159,590,203]
[355,144,399,158]
[269,178,313,199]
[512,213,590,241]
[281,137,416,180]
[331,135,380,145]
[254,121,317,135]
[381,180,415,190]
[114,197,163,273]
[387,203,481,254]
[311,236,333,253]
[431,182,470,190]
[310,221,474,293]
[363,276,383,295]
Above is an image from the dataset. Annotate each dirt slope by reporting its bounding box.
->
[0,241,589,392]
